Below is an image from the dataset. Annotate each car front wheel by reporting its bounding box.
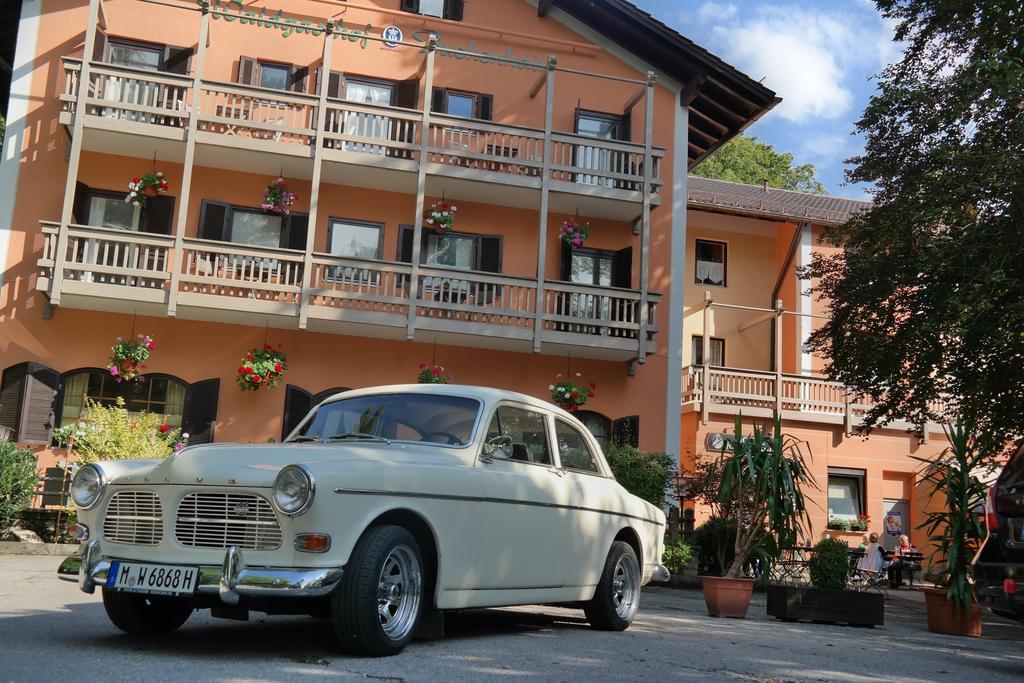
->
[585,540,641,630]
[331,524,424,656]
[101,589,194,634]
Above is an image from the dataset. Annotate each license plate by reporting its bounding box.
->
[106,562,200,596]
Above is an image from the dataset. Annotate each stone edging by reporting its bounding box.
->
[0,541,78,556]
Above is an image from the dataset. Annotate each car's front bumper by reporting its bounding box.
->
[650,564,670,583]
[58,540,344,605]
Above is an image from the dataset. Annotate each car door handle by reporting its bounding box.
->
[547,466,566,477]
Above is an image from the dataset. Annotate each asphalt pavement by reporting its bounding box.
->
[1,554,1022,682]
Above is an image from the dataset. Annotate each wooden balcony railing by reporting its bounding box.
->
[683,366,950,436]
[39,223,659,355]
[60,58,664,197]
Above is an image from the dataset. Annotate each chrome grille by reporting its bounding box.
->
[175,492,282,550]
[103,491,164,545]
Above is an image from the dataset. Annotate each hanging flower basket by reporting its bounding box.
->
[424,201,457,232]
[108,334,156,384]
[418,363,451,384]
[548,373,595,412]
[260,177,296,215]
[237,344,287,391]
[125,172,169,207]
[560,218,590,249]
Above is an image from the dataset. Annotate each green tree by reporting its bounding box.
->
[0,441,39,530]
[804,1,1024,449]
[693,133,827,194]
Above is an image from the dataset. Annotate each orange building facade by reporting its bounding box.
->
[0,0,943,554]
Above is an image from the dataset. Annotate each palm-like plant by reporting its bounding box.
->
[718,415,816,579]
[914,421,995,616]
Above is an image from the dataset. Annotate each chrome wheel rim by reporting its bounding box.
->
[377,545,421,641]
[611,554,639,620]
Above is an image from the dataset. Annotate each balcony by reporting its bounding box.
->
[59,58,664,221]
[682,366,948,439]
[37,223,659,360]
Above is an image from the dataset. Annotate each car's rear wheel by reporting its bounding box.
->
[585,541,640,630]
[332,524,424,656]
[101,588,194,634]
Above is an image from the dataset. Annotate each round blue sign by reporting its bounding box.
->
[382,26,403,48]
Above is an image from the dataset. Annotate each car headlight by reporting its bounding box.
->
[70,464,106,510]
[272,465,314,515]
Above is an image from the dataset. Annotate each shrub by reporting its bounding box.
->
[0,441,39,529]
[604,442,675,507]
[827,517,852,531]
[52,398,181,462]
[809,537,850,590]
[692,516,737,577]
[662,535,693,575]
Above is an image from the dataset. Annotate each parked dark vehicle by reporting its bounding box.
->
[974,442,1024,622]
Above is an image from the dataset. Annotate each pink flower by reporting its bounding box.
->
[110,366,119,376]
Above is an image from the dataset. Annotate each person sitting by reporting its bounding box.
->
[887,535,917,588]
[857,533,884,574]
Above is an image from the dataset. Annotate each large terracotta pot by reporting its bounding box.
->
[701,576,755,618]
[923,587,982,637]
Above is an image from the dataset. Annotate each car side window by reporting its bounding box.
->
[555,419,602,474]
[486,406,552,466]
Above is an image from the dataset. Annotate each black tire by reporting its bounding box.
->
[332,525,424,656]
[101,588,193,634]
[585,541,641,631]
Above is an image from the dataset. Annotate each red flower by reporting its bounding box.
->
[158,424,171,433]
[246,353,254,360]
[252,375,262,383]
[132,177,140,183]
[419,363,427,370]
[245,367,253,374]
[589,382,596,390]
[571,390,579,398]
[264,344,273,351]
[274,363,282,373]
[237,366,246,374]
[587,390,594,398]
[431,367,439,375]
[147,342,157,351]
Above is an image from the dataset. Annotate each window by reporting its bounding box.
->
[575,411,611,450]
[198,200,309,252]
[88,194,141,230]
[402,0,463,21]
[828,468,866,519]
[485,406,552,465]
[230,209,284,248]
[571,250,614,287]
[576,112,625,141]
[328,220,383,260]
[108,42,162,71]
[695,239,727,287]
[431,88,494,120]
[555,420,602,474]
[397,227,502,274]
[425,232,476,270]
[59,370,187,428]
[692,336,725,367]
[258,62,290,91]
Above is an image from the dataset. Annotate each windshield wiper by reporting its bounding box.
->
[324,432,391,444]
[287,435,321,443]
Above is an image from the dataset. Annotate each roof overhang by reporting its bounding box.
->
[539,0,781,169]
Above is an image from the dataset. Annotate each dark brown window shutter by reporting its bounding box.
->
[281,385,313,441]
[431,87,447,113]
[621,110,632,142]
[73,181,91,225]
[16,363,60,444]
[477,236,502,273]
[0,363,27,437]
[396,78,419,109]
[613,247,633,289]
[475,94,494,121]
[612,416,639,448]
[289,64,309,93]
[327,71,346,99]
[400,0,420,13]
[443,0,464,20]
[141,195,176,235]
[92,27,107,63]
[183,379,220,445]
[162,45,194,75]
[237,56,258,86]
[560,241,573,281]
[198,200,230,241]
[397,225,414,263]
[285,212,309,251]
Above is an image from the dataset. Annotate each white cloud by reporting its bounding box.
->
[697,1,737,24]
[797,131,861,169]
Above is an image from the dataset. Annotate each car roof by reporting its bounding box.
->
[319,384,580,419]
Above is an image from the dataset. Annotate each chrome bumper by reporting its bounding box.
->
[650,563,670,583]
[58,540,343,604]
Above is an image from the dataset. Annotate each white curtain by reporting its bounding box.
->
[344,83,392,154]
[60,373,91,427]
[163,381,186,427]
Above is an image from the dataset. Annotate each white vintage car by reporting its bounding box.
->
[58,384,668,656]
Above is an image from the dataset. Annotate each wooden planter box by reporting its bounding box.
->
[766,584,884,627]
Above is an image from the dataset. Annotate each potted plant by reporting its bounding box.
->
[766,537,885,626]
[915,421,994,637]
[125,171,168,207]
[417,363,450,384]
[701,415,815,618]
[237,344,287,391]
[260,177,296,215]
[107,334,156,383]
[560,218,590,249]
[548,373,595,412]
[425,201,457,232]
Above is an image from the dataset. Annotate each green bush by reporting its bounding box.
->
[692,516,737,577]
[604,442,675,507]
[0,441,39,529]
[662,535,693,575]
[808,537,850,590]
[52,397,181,462]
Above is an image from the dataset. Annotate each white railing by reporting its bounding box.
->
[39,221,172,290]
[178,239,304,304]
[425,114,547,179]
[197,80,317,147]
[78,60,193,128]
[415,266,537,329]
[308,254,412,316]
[323,99,421,160]
[550,131,663,192]
[541,282,658,340]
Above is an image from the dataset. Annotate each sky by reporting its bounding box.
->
[637,0,902,199]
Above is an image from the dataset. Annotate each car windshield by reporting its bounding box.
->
[290,393,480,447]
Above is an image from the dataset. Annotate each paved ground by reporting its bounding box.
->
[2,554,1022,682]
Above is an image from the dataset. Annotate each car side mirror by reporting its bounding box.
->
[481,435,513,462]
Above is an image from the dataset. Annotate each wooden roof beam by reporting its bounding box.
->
[689,105,729,135]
